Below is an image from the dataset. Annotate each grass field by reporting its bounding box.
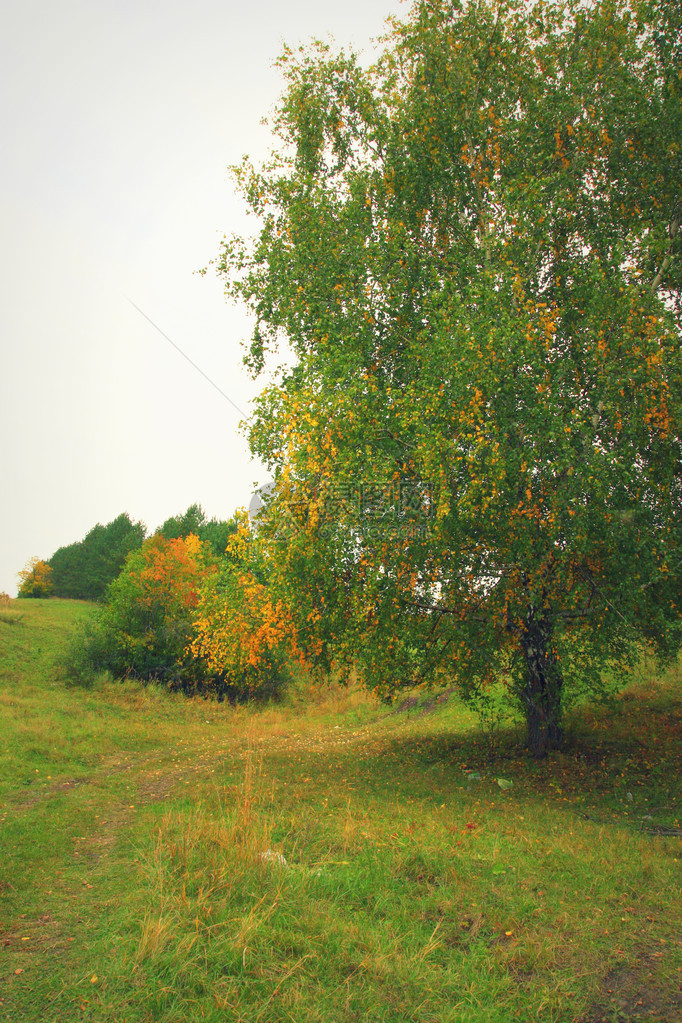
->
[1,599,680,1022]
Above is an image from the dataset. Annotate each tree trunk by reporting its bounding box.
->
[518,615,563,757]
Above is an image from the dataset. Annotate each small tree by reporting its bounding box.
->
[17,557,52,598]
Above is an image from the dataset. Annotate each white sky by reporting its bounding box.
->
[0,0,404,596]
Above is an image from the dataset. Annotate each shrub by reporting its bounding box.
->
[69,534,215,692]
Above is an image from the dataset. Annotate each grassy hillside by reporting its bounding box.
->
[0,599,680,1022]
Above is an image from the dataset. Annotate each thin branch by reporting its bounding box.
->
[651,205,680,293]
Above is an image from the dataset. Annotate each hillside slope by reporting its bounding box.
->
[1,599,680,1022]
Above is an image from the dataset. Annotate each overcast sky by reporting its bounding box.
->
[1,0,405,596]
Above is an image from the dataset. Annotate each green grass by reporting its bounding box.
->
[1,599,680,1022]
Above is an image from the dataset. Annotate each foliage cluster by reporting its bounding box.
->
[48,512,146,600]
[79,533,215,692]
[217,0,682,754]
[154,501,240,558]
[69,515,293,700]
[31,503,284,699]
[44,505,239,604]
[17,556,53,599]
[190,520,299,701]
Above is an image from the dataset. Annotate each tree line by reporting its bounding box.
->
[17,504,237,601]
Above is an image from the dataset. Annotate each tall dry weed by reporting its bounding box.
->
[0,592,22,625]
[153,746,276,889]
[134,746,284,972]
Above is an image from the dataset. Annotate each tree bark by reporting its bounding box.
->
[518,614,564,757]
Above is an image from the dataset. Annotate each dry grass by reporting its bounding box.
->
[0,591,23,625]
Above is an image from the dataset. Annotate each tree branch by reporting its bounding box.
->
[651,204,680,293]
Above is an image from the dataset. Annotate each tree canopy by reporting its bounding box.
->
[48,513,146,601]
[46,506,238,603]
[218,0,681,754]
[155,503,240,558]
